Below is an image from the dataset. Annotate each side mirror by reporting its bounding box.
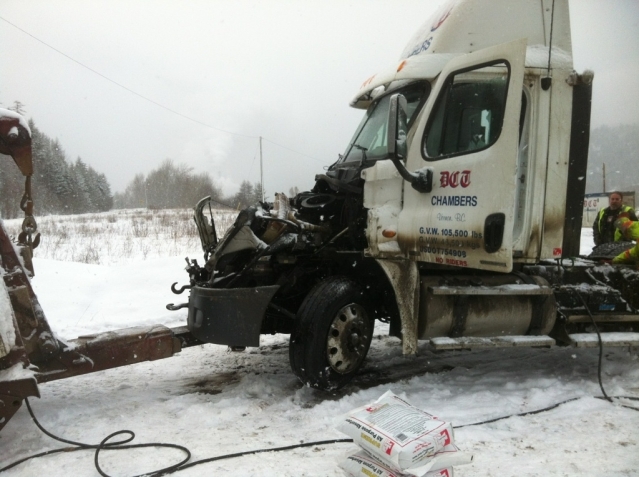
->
[386,94,432,193]
[387,94,408,158]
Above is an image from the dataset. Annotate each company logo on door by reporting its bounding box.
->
[440,170,471,188]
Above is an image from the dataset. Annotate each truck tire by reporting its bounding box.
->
[289,276,374,390]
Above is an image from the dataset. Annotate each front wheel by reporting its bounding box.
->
[289,277,374,390]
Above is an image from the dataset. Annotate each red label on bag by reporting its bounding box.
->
[440,429,451,446]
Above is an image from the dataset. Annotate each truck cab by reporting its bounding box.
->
[345,0,579,270]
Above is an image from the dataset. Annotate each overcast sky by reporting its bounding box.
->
[2,0,638,198]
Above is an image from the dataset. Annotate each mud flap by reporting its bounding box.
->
[187,285,280,347]
[374,260,420,355]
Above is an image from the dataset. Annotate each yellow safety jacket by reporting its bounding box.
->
[595,205,636,243]
[612,219,639,263]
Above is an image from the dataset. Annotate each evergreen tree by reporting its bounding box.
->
[94,173,114,211]
[252,182,264,203]
[233,180,254,209]
[70,158,91,213]
[0,114,114,217]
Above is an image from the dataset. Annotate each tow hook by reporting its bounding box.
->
[171,282,193,294]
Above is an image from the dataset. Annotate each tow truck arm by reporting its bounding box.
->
[0,110,194,432]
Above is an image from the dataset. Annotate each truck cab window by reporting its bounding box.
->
[340,82,429,165]
[423,61,510,160]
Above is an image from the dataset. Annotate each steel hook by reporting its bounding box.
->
[171,282,193,295]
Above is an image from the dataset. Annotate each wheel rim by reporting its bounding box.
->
[326,303,371,374]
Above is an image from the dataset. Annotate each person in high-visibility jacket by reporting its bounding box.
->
[593,191,637,245]
[612,215,639,264]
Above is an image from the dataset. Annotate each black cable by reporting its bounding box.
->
[456,393,639,429]
[555,261,614,403]
[3,389,638,476]
[0,398,191,476]
[574,291,613,402]
[595,395,639,412]
[0,446,77,473]
[155,391,639,475]
[155,439,354,476]
[454,397,582,428]
[92,431,191,477]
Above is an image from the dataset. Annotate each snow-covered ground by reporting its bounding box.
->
[1,213,638,476]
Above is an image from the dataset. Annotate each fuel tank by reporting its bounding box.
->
[417,274,556,339]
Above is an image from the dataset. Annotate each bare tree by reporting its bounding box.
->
[8,101,26,115]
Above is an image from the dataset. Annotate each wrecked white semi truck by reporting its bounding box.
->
[2,1,639,432]
[169,0,639,390]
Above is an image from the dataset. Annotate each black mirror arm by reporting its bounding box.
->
[386,93,433,194]
[389,155,433,193]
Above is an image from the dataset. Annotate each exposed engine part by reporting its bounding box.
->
[194,196,218,260]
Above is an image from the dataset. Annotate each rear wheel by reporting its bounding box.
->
[289,277,374,390]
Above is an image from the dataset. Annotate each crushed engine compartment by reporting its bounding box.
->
[168,170,399,348]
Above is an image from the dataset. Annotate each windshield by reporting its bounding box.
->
[340,82,429,165]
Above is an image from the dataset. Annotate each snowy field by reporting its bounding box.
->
[1,211,638,476]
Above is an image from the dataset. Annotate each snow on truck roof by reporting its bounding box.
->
[351,0,572,108]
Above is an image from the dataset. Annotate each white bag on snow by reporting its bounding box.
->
[336,390,472,475]
[339,449,455,477]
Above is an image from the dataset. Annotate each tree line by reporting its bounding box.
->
[113,159,224,209]
[0,116,113,219]
[0,103,266,217]
[113,163,266,211]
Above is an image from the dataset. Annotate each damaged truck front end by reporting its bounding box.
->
[168,162,399,390]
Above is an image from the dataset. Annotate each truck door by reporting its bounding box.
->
[398,39,526,272]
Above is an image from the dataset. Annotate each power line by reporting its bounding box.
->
[262,137,326,164]
[0,15,257,140]
[0,15,327,164]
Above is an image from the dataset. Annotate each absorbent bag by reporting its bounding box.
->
[339,449,455,477]
[336,390,472,474]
